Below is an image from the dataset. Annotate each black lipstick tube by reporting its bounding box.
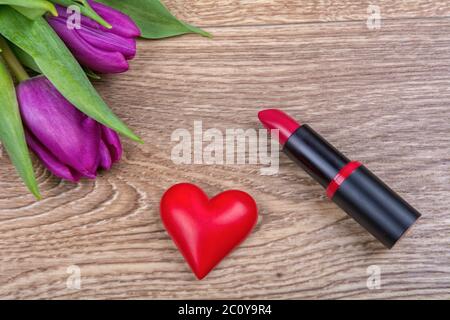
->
[284,124,421,248]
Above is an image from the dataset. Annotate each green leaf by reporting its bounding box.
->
[49,0,112,28]
[96,0,211,39]
[10,43,41,74]
[0,55,40,199]
[12,7,48,20]
[12,43,101,80]
[0,0,58,18]
[0,7,141,142]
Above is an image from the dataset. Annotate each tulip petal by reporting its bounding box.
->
[17,76,101,178]
[54,2,140,38]
[77,26,136,59]
[47,17,129,73]
[98,140,113,170]
[101,126,122,163]
[87,0,141,38]
[25,129,81,183]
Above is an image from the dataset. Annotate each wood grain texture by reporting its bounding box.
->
[164,0,450,26]
[1,1,450,299]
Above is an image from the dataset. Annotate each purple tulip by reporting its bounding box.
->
[47,0,140,74]
[17,76,122,182]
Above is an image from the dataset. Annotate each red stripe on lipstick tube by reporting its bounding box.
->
[326,161,362,199]
[258,109,421,249]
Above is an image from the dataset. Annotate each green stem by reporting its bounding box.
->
[0,36,30,82]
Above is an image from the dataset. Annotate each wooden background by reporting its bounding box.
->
[1,0,450,299]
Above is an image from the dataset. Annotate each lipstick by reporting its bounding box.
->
[259,109,421,249]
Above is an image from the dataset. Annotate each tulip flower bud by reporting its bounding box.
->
[47,0,141,74]
[17,76,122,182]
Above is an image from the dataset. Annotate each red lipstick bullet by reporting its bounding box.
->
[259,109,421,249]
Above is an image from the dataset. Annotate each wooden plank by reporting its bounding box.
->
[1,17,450,299]
[164,0,450,27]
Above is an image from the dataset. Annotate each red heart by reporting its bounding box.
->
[160,183,258,280]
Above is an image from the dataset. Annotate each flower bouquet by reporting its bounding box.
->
[0,0,208,198]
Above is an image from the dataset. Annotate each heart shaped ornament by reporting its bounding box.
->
[160,183,258,279]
